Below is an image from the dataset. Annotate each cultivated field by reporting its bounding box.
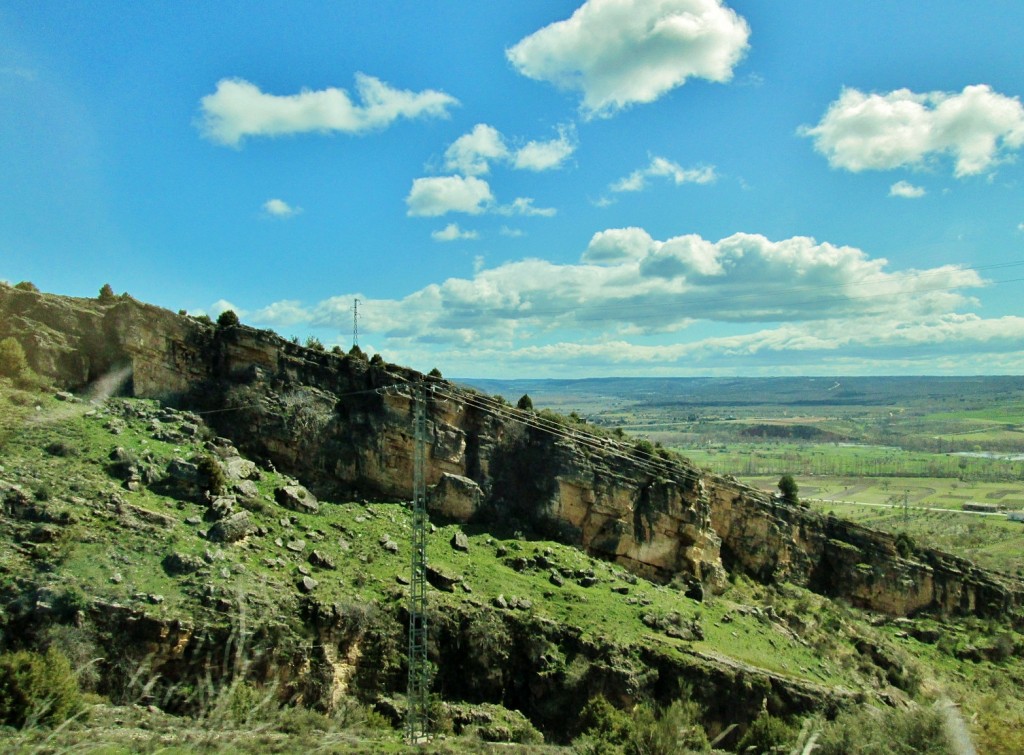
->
[464,376,1024,577]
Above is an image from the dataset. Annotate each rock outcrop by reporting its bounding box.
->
[4,282,1023,620]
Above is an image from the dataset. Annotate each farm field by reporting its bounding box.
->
[733,474,1024,512]
[677,442,1024,482]
[732,474,1024,576]
[465,375,1024,453]
[460,376,1024,577]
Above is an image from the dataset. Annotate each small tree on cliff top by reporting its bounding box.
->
[216,309,240,328]
[778,474,799,504]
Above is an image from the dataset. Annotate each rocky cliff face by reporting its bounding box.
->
[707,480,1019,618]
[3,283,1022,620]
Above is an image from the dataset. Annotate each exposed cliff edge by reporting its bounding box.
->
[3,282,1022,622]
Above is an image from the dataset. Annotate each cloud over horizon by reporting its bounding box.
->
[198,74,458,147]
[507,0,750,117]
[241,228,998,374]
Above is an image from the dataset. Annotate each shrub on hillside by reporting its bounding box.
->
[633,439,656,458]
[14,281,39,292]
[98,283,116,302]
[0,337,29,378]
[736,712,797,753]
[816,705,950,754]
[0,648,83,728]
[629,700,709,754]
[196,454,228,496]
[575,696,635,749]
[0,336,47,390]
[894,532,916,558]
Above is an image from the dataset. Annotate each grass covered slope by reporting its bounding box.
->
[1,380,1023,752]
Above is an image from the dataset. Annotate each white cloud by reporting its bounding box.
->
[801,84,1024,177]
[888,181,926,199]
[432,223,480,242]
[443,123,576,176]
[210,299,245,318]
[496,197,557,217]
[610,156,717,192]
[507,0,750,117]
[262,198,301,217]
[267,229,982,344]
[471,313,1024,371]
[252,300,311,326]
[582,227,657,264]
[444,124,509,176]
[237,228,1010,375]
[198,74,458,147]
[500,226,525,238]
[406,175,494,216]
[512,126,577,171]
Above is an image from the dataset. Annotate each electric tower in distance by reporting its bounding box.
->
[406,383,430,743]
[352,298,360,348]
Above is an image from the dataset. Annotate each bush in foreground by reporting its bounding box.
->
[0,648,83,728]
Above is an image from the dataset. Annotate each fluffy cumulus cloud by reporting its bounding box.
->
[247,228,1001,375]
[888,181,925,199]
[444,124,509,176]
[802,84,1024,177]
[581,227,658,264]
[513,126,577,171]
[610,156,717,192]
[406,176,554,220]
[507,0,750,117]
[198,74,458,147]
[432,223,480,242]
[406,176,494,216]
[252,300,310,326]
[262,198,301,217]
[443,123,576,175]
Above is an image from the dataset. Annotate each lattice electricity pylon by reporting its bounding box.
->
[406,383,430,744]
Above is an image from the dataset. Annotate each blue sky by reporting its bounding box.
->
[3,1,1023,378]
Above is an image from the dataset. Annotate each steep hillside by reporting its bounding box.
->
[3,283,1019,621]
[2,282,1024,752]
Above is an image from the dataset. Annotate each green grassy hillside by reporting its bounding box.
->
[1,380,1023,752]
